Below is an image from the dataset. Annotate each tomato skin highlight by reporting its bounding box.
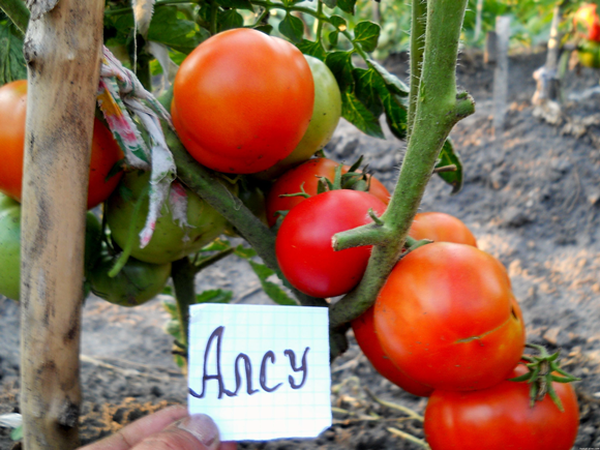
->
[409,212,477,247]
[374,242,525,391]
[172,28,314,174]
[574,3,600,42]
[424,365,580,450]
[276,189,387,298]
[266,158,390,227]
[0,80,123,209]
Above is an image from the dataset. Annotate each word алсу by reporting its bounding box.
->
[190,326,310,399]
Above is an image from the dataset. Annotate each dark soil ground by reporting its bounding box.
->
[2,46,600,449]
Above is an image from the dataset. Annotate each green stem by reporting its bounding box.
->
[171,257,197,372]
[0,0,30,35]
[210,0,218,35]
[328,0,474,333]
[316,0,323,43]
[193,247,235,274]
[408,0,427,138]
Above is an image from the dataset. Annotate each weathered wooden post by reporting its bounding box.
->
[492,15,510,134]
[19,0,104,448]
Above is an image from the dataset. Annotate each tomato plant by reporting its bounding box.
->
[374,242,525,391]
[574,3,600,42]
[265,157,390,227]
[578,39,600,68]
[276,189,387,298]
[409,212,477,247]
[424,364,580,450]
[257,55,342,179]
[106,171,230,264]
[87,246,172,307]
[0,194,21,300]
[0,80,123,209]
[171,28,314,174]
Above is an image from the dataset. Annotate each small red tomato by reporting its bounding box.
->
[374,242,525,391]
[276,189,386,298]
[424,364,580,450]
[266,158,390,227]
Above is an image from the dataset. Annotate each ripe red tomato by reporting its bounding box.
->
[374,242,525,391]
[352,306,433,397]
[276,190,387,298]
[424,364,580,450]
[0,80,123,209]
[408,212,477,247]
[266,158,390,227]
[172,28,314,174]
[574,3,600,42]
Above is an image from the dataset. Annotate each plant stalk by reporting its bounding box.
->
[171,257,197,373]
[328,0,475,334]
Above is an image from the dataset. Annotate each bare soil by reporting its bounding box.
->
[2,47,600,449]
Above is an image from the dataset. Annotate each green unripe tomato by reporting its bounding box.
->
[106,171,230,264]
[87,248,171,307]
[256,55,342,179]
[0,194,103,301]
[578,40,600,68]
[0,194,21,300]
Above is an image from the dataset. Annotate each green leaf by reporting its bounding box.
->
[342,91,384,139]
[367,58,409,97]
[353,67,384,118]
[321,0,337,9]
[279,13,304,44]
[329,15,347,32]
[337,0,356,15]
[353,21,380,53]
[381,92,408,140]
[328,30,339,46]
[201,239,232,252]
[325,51,355,91]
[218,9,244,32]
[234,245,257,259]
[147,6,205,54]
[0,20,26,85]
[254,24,273,35]
[297,39,326,60]
[248,260,297,306]
[215,0,254,10]
[195,289,233,304]
[435,138,463,194]
[162,299,177,318]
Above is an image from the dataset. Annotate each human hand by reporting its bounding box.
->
[78,405,236,450]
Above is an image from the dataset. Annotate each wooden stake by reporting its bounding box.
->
[20,0,104,448]
[493,15,510,133]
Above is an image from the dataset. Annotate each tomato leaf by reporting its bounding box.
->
[218,9,244,32]
[329,15,348,32]
[297,39,327,60]
[195,289,233,304]
[342,90,384,139]
[253,24,273,35]
[367,58,409,97]
[215,0,254,11]
[247,260,297,306]
[337,0,356,15]
[436,138,463,194]
[0,19,27,85]
[353,21,380,53]
[148,6,206,54]
[328,30,339,46]
[234,245,257,259]
[321,0,337,9]
[381,91,408,140]
[279,13,304,44]
[353,67,384,118]
[325,50,355,91]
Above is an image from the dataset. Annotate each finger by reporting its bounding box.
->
[79,405,189,450]
[132,414,221,450]
[220,442,238,450]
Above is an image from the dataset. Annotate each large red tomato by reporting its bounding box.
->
[408,212,477,247]
[374,242,525,391]
[172,28,314,174]
[276,190,387,298]
[352,211,477,396]
[266,158,390,227]
[424,364,580,450]
[574,3,600,42]
[0,80,123,209]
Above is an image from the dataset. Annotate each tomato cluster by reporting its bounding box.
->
[574,4,600,68]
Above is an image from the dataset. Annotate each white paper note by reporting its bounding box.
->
[188,303,332,441]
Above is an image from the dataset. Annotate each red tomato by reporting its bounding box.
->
[172,28,314,174]
[574,3,600,42]
[0,80,123,209]
[409,212,477,247]
[424,364,580,450]
[276,190,387,298]
[266,158,390,227]
[374,242,525,391]
[352,306,433,397]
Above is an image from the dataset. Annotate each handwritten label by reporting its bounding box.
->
[188,304,332,441]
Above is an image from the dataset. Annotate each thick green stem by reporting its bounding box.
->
[171,257,196,374]
[0,0,29,34]
[328,0,474,334]
[408,0,427,138]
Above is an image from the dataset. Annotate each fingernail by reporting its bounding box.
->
[177,414,221,450]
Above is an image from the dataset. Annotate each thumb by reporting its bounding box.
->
[131,414,222,450]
